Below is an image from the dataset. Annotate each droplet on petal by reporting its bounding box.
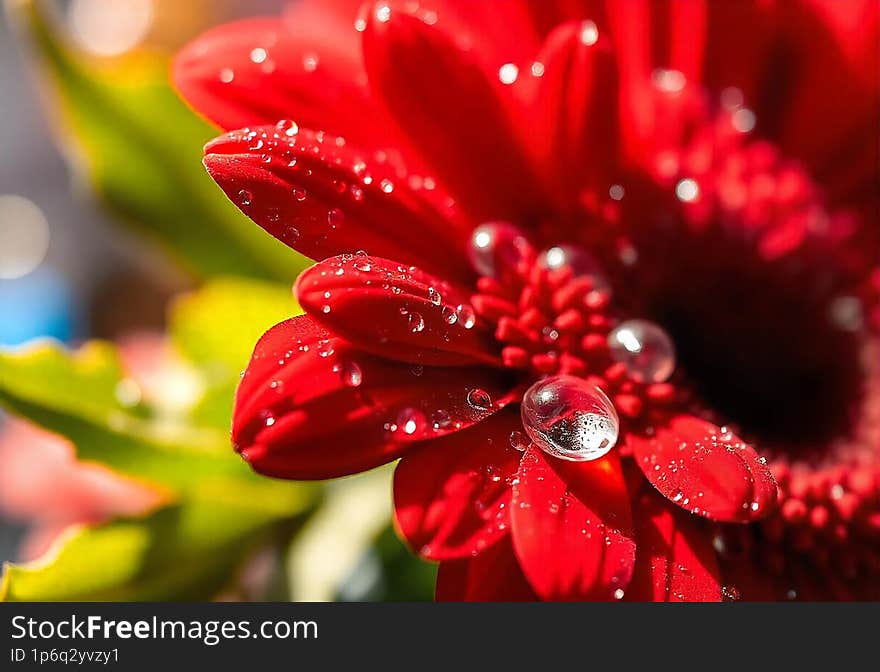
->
[341,361,363,387]
[467,222,530,277]
[467,388,493,411]
[397,407,425,435]
[509,430,528,452]
[607,319,676,383]
[407,311,425,333]
[520,375,619,462]
[456,304,476,329]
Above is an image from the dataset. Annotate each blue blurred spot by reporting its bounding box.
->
[0,266,75,346]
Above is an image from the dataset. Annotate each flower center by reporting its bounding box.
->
[618,106,874,454]
[467,223,683,457]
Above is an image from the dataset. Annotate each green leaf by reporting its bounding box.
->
[170,276,299,429]
[0,339,242,492]
[1,491,312,601]
[8,0,307,281]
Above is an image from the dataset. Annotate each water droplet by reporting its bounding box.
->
[520,375,619,462]
[607,319,676,383]
[352,257,372,272]
[498,63,519,84]
[250,47,268,64]
[431,409,452,430]
[379,178,394,193]
[281,226,300,244]
[731,108,756,133]
[456,304,476,329]
[293,188,307,202]
[467,388,493,411]
[397,407,425,435]
[327,207,344,228]
[237,189,253,206]
[675,178,700,202]
[579,20,599,45]
[276,119,299,137]
[652,68,686,93]
[467,221,530,277]
[316,339,335,358]
[441,306,458,324]
[259,410,276,427]
[407,311,425,333]
[613,588,625,600]
[219,68,235,83]
[375,4,391,22]
[509,430,528,452]
[427,287,442,306]
[341,361,362,387]
[721,585,741,601]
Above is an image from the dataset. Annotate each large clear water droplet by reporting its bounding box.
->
[467,222,530,277]
[521,375,619,462]
[607,319,676,383]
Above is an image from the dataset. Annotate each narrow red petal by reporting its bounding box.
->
[204,125,473,282]
[362,4,546,220]
[525,20,620,209]
[435,536,537,602]
[173,16,390,146]
[629,415,778,523]
[296,254,501,367]
[233,315,511,479]
[510,448,636,601]
[626,485,722,601]
[394,410,523,560]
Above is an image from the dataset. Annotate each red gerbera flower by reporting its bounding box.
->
[174,0,880,600]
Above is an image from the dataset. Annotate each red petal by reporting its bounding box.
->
[296,255,500,367]
[173,16,391,146]
[362,4,546,220]
[204,125,473,282]
[435,536,537,602]
[394,410,523,560]
[510,448,636,601]
[233,315,512,479]
[626,486,722,602]
[629,415,778,523]
[524,20,620,209]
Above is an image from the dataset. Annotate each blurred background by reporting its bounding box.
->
[0,0,283,566]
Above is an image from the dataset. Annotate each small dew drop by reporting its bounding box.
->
[675,178,700,203]
[509,430,528,452]
[397,407,425,435]
[456,304,476,329]
[579,20,599,46]
[498,63,519,85]
[237,189,253,206]
[407,311,425,333]
[441,306,458,324]
[467,388,493,411]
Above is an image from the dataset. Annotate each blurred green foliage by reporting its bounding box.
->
[9,0,307,281]
[0,278,315,601]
